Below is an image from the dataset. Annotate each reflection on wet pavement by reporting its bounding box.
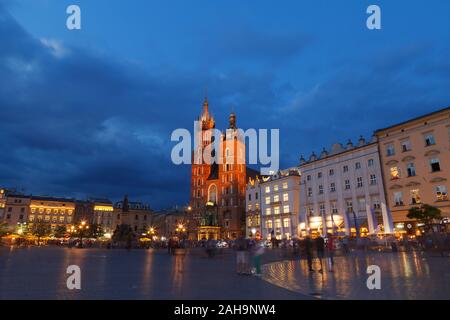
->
[0,247,306,300]
[262,252,450,299]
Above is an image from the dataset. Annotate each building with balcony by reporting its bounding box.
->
[299,136,393,236]
[375,107,450,234]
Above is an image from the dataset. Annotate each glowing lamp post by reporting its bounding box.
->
[78,220,89,248]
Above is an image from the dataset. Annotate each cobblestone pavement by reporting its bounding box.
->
[261,251,450,300]
[0,246,308,300]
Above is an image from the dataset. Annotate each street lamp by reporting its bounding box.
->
[77,220,89,248]
[251,228,257,238]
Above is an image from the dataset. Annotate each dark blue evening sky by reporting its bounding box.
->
[1,0,449,209]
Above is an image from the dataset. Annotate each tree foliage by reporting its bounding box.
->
[407,204,442,228]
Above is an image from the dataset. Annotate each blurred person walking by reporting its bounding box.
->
[315,235,325,273]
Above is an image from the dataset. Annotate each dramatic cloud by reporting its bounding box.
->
[0,1,449,209]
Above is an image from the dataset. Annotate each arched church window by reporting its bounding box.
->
[208,184,217,203]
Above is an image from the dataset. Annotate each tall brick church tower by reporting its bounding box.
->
[189,98,251,240]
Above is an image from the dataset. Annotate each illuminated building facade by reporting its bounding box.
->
[29,196,75,228]
[189,98,257,240]
[0,188,7,220]
[299,137,393,236]
[245,177,262,239]
[91,199,114,234]
[2,194,30,231]
[259,169,301,240]
[114,195,152,234]
[375,107,450,234]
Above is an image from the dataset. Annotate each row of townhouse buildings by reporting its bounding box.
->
[0,192,154,237]
[246,107,450,239]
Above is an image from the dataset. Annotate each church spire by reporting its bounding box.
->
[202,97,209,117]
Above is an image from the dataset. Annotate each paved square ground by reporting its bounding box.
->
[0,247,448,299]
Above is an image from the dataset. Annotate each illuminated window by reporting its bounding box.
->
[29,215,35,222]
[274,206,280,215]
[283,205,289,213]
[273,194,279,202]
[266,220,273,229]
[283,218,290,228]
[265,208,271,216]
[247,204,252,211]
[45,215,50,221]
[275,219,282,229]
[52,216,57,222]
[436,186,448,201]
[265,186,270,193]
[390,166,400,180]
[394,192,404,206]
[265,196,270,205]
[283,193,289,201]
[410,189,421,204]
[274,184,279,192]
[282,182,288,189]
[255,203,260,210]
